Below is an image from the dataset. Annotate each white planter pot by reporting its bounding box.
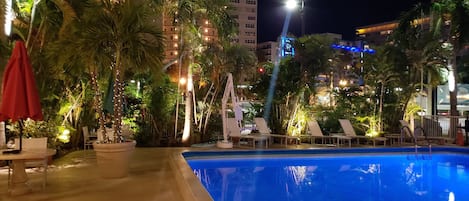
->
[93,141,136,179]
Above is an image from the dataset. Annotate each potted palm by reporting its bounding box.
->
[55,0,164,178]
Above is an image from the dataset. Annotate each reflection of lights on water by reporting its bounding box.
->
[287,166,307,185]
[449,192,455,201]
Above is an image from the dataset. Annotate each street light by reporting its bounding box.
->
[264,1,297,121]
[284,0,305,36]
[285,0,298,10]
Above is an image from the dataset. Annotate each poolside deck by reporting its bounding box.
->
[0,143,460,201]
[0,143,318,201]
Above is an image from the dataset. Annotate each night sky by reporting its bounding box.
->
[257,0,432,42]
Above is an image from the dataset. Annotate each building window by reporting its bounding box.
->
[245,24,255,29]
[230,0,240,3]
[248,16,256,20]
[246,0,256,4]
[245,31,256,36]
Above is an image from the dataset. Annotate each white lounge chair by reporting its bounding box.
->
[254,118,299,146]
[227,118,268,148]
[338,119,387,146]
[306,120,351,147]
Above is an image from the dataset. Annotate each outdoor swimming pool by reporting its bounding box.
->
[184,148,469,201]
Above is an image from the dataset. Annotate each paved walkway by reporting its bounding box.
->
[0,148,201,201]
[0,143,314,201]
[0,142,423,201]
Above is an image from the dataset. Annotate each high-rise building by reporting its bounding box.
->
[257,41,278,63]
[162,1,257,68]
[229,0,258,53]
[162,9,219,83]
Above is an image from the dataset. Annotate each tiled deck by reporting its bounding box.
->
[0,143,316,201]
[0,142,455,201]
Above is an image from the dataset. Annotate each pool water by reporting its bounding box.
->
[186,151,469,201]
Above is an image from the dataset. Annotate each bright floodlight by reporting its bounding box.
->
[285,0,298,10]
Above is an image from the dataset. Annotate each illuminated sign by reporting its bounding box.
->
[281,37,295,57]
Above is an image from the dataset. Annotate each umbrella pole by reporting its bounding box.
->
[19,119,23,152]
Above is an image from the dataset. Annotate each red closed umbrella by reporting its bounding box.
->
[0,40,43,153]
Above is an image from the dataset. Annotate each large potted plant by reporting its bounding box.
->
[55,0,164,178]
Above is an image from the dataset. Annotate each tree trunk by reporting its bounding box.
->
[90,71,106,139]
[379,83,385,132]
[449,56,458,138]
[182,62,193,145]
[113,46,123,143]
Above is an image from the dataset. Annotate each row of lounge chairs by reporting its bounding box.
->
[227,118,300,148]
[306,119,387,147]
[226,117,455,148]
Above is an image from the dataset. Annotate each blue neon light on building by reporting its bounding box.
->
[331,44,375,54]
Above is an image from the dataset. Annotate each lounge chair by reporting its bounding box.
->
[306,120,351,147]
[254,118,300,146]
[227,118,268,148]
[399,120,453,145]
[338,119,387,146]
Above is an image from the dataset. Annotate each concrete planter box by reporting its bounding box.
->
[93,141,136,179]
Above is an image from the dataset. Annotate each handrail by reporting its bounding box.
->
[414,126,426,141]
[400,125,413,145]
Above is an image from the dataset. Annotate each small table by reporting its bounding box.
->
[0,149,56,195]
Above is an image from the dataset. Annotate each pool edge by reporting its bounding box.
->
[171,149,214,201]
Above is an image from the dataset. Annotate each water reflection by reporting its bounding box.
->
[189,154,469,201]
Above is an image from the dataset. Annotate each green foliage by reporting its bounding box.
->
[6,120,65,150]
[294,35,335,81]
[356,115,380,137]
[134,76,177,146]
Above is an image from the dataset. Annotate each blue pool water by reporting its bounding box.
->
[184,148,469,201]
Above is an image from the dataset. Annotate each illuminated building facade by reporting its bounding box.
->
[356,17,430,45]
[162,1,258,81]
[229,0,258,53]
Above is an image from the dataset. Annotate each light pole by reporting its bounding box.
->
[288,0,307,101]
[300,0,305,36]
[286,0,305,36]
[263,1,296,121]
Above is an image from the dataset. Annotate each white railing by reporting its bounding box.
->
[418,115,466,139]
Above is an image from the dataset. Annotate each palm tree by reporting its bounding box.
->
[430,0,469,137]
[165,0,236,145]
[196,42,257,135]
[364,47,400,132]
[294,34,334,105]
[391,3,449,123]
[53,0,165,143]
